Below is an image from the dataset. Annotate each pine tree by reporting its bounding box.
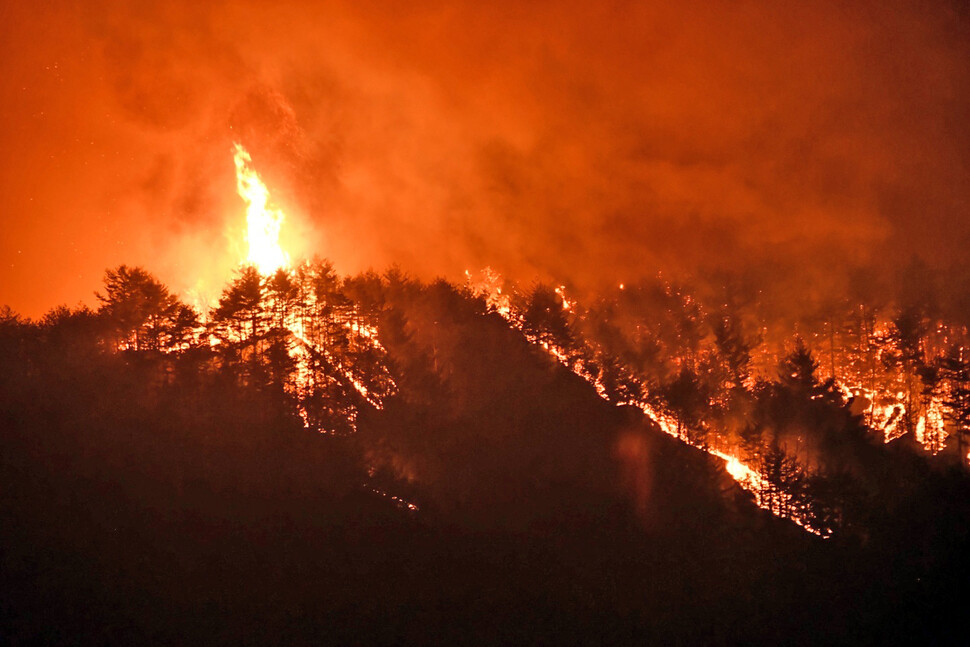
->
[96,265,191,352]
[211,265,268,372]
[521,283,573,351]
[939,345,970,457]
[778,337,820,394]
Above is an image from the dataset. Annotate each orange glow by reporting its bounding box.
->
[233,143,289,274]
[722,454,756,486]
[368,485,419,512]
[467,267,818,531]
[554,285,575,312]
[466,267,512,317]
[839,382,950,452]
[2,2,970,321]
[226,149,393,427]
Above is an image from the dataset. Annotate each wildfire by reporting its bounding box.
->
[367,485,420,512]
[233,143,289,274]
[839,382,950,452]
[469,266,826,535]
[722,454,758,486]
[226,147,394,426]
[465,267,512,317]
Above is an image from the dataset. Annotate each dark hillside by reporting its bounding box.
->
[1,283,967,645]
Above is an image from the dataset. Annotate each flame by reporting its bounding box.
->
[227,147,393,426]
[554,285,576,311]
[839,381,950,452]
[722,455,757,485]
[468,266,825,535]
[367,485,419,512]
[233,143,289,274]
[465,267,512,316]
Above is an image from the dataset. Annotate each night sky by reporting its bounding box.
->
[2,0,969,317]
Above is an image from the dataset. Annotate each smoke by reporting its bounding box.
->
[1,0,968,316]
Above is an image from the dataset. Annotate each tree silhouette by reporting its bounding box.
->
[265,267,300,331]
[712,313,753,391]
[757,440,808,519]
[212,265,266,352]
[940,345,970,457]
[96,265,190,352]
[661,366,709,445]
[521,283,573,351]
[778,337,821,394]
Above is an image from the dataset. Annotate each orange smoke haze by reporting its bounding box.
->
[2,1,969,316]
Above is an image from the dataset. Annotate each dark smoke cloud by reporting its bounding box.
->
[1,0,968,316]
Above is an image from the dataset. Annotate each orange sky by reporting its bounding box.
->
[2,0,969,317]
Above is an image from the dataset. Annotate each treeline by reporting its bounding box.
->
[3,261,970,643]
[13,262,397,435]
[5,261,968,540]
[0,261,389,507]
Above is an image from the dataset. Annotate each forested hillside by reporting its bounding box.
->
[1,262,968,644]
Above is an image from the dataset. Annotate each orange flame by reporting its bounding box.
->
[233,143,289,274]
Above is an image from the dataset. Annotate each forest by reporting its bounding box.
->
[2,259,969,644]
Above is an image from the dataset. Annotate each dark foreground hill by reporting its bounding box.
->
[1,279,968,645]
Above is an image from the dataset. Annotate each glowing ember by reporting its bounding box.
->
[233,143,289,274]
[367,485,419,512]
